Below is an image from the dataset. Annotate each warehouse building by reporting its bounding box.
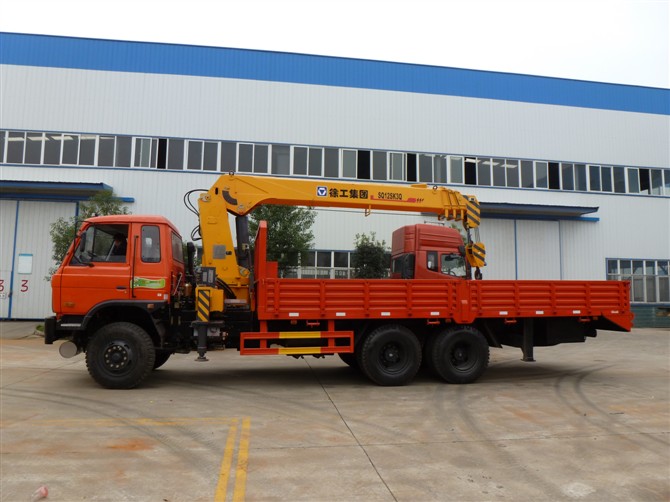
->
[1,32,668,325]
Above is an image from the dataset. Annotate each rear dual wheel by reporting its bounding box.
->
[425,326,489,384]
[358,324,421,386]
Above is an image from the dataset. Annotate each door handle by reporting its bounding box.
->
[116,286,127,290]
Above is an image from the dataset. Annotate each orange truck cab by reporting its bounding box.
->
[48,215,188,357]
[391,224,468,280]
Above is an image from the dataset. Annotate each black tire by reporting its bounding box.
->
[358,324,421,386]
[86,322,156,389]
[429,326,489,384]
[338,352,358,369]
[153,349,173,370]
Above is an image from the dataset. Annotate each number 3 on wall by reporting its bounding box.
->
[20,280,29,293]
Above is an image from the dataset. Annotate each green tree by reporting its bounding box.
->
[248,205,316,277]
[47,191,130,278]
[352,232,389,279]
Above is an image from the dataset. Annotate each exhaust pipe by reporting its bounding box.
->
[59,341,82,358]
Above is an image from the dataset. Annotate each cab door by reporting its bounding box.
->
[58,223,132,316]
[129,224,171,302]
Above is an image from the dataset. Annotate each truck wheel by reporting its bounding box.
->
[153,349,173,370]
[429,326,489,384]
[358,324,421,386]
[86,322,156,389]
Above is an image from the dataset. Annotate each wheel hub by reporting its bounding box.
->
[451,344,471,367]
[103,342,132,371]
[382,344,400,364]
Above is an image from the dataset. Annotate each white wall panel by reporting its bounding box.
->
[516,221,561,280]
[0,200,18,318]
[7,201,76,319]
[478,219,516,280]
[2,65,668,168]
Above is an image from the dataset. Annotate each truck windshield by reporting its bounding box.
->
[441,253,466,277]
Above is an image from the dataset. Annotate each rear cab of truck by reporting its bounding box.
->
[391,223,468,280]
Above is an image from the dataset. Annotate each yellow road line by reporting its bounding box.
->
[233,418,251,502]
[214,417,251,502]
[214,418,238,502]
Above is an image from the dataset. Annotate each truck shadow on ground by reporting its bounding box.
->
[141,358,608,390]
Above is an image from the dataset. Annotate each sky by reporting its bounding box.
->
[1,0,668,88]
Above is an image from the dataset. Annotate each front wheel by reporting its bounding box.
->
[358,324,421,386]
[428,326,489,384]
[86,322,156,389]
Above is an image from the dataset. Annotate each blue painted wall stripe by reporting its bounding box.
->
[7,201,20,319]
[1,32,668,115]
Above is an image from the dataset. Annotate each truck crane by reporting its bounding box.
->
[45,173,633,389]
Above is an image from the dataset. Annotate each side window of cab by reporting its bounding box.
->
[141,225,161,263]
[426,251,438,271]
[72,224,129,264]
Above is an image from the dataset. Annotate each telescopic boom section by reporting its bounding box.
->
[208,173,481,226]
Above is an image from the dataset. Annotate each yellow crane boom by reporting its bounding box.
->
[196,174,486,307]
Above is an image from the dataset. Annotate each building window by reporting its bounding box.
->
[574,164,587,191]
[3,128,669,199]
[342,149,357,178]
[307,147,321,176]
[477,158,492,186]
[43,133,63,165]
[613,166,626,193]
[324,148,339,178]
[221,141,237,171]
[372,150,387,180]
[357,150,370,179]
[520,160,534,188]
[389,152,405,181]
[114,136,132,167]
[6,131,25,163]
[25,132,44,164]
[601,166,613,192]
[450,156,464,184]
[628,168,641,194]
[98,136,115,167]
[254,144,269,173]
[134,138,157,168]
[504,159,520,188]
[167,139,185,170]
[434,155,447,183]
[548,162,560,189]
[535,161,548,189]
[418,154,433,182]
[271,144,290,175]
[607,258,670,303]
[650,169,664,195]
[185,140,218,171]
[293,146,322,176]
[464,158,478,185]
[78,135,95,165]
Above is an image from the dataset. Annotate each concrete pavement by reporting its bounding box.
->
[1,324,668,501]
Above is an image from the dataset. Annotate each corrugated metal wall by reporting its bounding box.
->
[1,36,668,319]
[2,65,668,168]
[0,200,76,319]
